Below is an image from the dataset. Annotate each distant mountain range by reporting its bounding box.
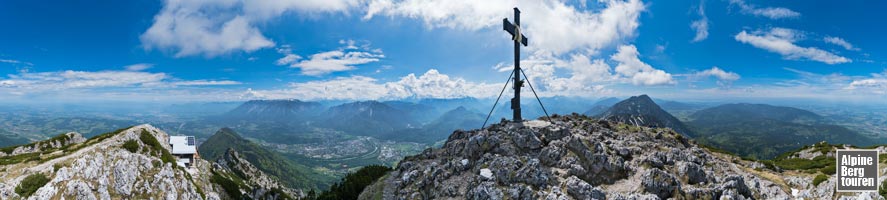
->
[203,96,884,161]
[687,103,874,159]
[382,106,485,143]
[223,99,324,122]
[596,95,693,135]
[320,101,420,137]
[210,99,488,144]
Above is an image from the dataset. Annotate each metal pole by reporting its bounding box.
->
[512,7,522,122]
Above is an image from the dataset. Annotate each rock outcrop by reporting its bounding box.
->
[0,132,86,157]
[362,114,885,199]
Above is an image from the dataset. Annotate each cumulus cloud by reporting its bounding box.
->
[495,44,673,92]
[140,0,362,57]
[141,0,646,58]
[734,28,851,64]
[242,69,500,100]
[275,41,384,76]
[688,66,740,88]
[611,45,675,85]
[124,63,154,71]
[729,0,800,19]
[824,36,860,51]
[364,0,646,55]
[693,66,740,81]
[690,0,708,42]
[492,51,618,98]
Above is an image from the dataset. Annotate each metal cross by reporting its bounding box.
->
[503,7,528,122]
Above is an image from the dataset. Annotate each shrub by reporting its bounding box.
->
[122,140,139,153]
[812,174,828,186]
[316,165,392,200]
[53,163,63,172]
[15,173,50,197]
[820,163,836,175]
[880,179,887,199]
[138,129,176,165]
[211,172,242,200]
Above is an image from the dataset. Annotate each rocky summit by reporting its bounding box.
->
[361,114,884,199]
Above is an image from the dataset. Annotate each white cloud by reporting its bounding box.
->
[1,70,168,90]
[844,70,887,94]
[729,0,800,19]
[140,0,362,57]
[276,41,384,76]
[611,45,675,85]
[693,66,740,81]
[364,0,646,55]
[846,79,887,93]
[690,0,708,42]
[688,66,740,88]
[824,36,860,51]
[0,59,33,66]
[142,0,646,58]
[294,50,384,76]
[174,80,242,86]
[734,28,851,64]
[275,45,302,65]
[124,63,154,71]
[0,69,241,96]
[241,69,500,100]
[492,52,616,97]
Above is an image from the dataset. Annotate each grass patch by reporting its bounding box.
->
[0,152,43,165]
[15,173,50,198]
[772,155,834,171]
[812,174,828,186]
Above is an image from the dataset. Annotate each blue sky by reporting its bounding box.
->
[1,0,885,104]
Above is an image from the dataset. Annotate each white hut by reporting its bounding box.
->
[169,136,198,168]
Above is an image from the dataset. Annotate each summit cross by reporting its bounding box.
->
[503,7,529,122]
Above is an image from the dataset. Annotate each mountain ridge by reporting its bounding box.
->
[198,127,334,190]
[0,124,304,199]
[596,94,692,135]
